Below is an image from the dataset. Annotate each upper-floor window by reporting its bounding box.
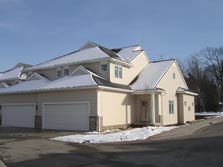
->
[64,67,69,76]
[56,68,62,78]
[173,73,176,79]
[169,100,174,114]
[101,63,108,72]
[115,65,122,79]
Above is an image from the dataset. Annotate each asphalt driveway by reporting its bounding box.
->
[1,117,223,167]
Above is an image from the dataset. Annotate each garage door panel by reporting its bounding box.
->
[2,104,36,128]
[43,103,89,131]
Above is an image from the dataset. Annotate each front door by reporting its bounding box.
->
[140,101,149,122]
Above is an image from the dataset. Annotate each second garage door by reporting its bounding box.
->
[42,102,90,131]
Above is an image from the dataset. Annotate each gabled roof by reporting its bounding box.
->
[130,59,174,90]
[0,82,10,88]
[112,45,144,62]
[0,66,24,81]
[25,42,134,71]
[0,66,130,94]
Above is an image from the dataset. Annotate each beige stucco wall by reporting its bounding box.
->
[0,93,37,115]
[156,61,188,125]
[98,90,135,126]
[179,94,195,124]
[34,61,109,81]
[109,52,149,85]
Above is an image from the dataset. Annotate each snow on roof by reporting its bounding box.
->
[130,60,174,90]
[0,66,23,81]
[0,79,49,93]
[41,74,97,91]
[0,72,97,94]
[115,45,143,62]
[0,82,10,88]
[27,46,111,71]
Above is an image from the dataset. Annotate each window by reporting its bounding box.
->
[192,102,194,106]
[188,106,191,111]
[101,64,108,72]
[64,67,69,76]
[169,100,174,114]
[173,73,176,79]
[56,68,62,78]
[184,101,187,106]
[115,65,122,79]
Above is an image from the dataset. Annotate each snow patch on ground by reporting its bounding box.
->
[195,112,223,116]
[52,126,178,144]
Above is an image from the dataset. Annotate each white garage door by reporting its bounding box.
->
[2,104,36,128]
[42,102,90,131]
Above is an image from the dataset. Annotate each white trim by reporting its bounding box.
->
[42,102,90,130]
[2,103,36,106]
[2,103,36,127]
[27,73,48,81]
[98,86,132,93]
[63,66,70,76]
[174,61,189,89]
[56,67,62,78]
[132,89,166,95]
[114,64,123,79]
[0,82,10,88]
[71,66,105,80]
[71,66,89,76]
[154,60,174,88]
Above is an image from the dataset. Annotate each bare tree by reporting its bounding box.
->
[201,47,223,109]
[186,54,206,111]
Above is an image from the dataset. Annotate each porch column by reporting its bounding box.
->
[151,93,156,125]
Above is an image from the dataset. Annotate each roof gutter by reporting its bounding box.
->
[132,89,166,95]
[0,85,133,95]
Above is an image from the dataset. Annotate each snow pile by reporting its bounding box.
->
[195,112,223,116]
[52,126,177,144]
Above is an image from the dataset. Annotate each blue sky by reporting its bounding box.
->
[0,0,223,71]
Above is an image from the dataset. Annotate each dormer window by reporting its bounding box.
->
[56,67,62,78]
[101,63,108,72]
[115,65,122,79]
[64,67,69,76]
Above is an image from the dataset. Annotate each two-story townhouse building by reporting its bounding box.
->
[0,42,197,131]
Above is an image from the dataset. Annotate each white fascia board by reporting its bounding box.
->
[0,86,99,95]
[109,58,132,67]
[177,90,198,96]
[97,86,133,93]
[132,89,166,95]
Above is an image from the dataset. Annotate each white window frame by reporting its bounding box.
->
[56,67,62,78]
[114,65,122,79]
[169,100,174,114]
[100,63,108,72]
[63,66,69,76]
